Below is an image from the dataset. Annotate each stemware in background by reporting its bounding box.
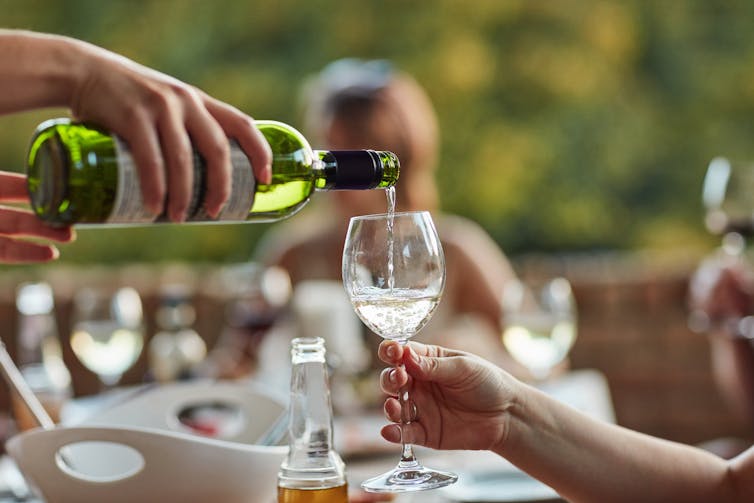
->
[70,286,145,389]
[14,282,72,430]
[501,277,577,382]
[148,283,207,383]
[342,210,457,493]
[201,263,292,380]
[703,157,754,256]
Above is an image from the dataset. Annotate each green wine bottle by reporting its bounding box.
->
[26,119,399,226]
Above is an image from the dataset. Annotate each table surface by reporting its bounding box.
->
[2,369,613,503]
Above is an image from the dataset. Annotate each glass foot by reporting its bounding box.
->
[361,463,458,493]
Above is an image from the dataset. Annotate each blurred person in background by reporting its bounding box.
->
[0,29,272,263]
[688,251,754,458]
[253,59,526,394]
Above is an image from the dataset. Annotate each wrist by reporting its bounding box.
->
[490,376,530,456]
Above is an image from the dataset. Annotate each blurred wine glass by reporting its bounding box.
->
[70,287,145,389]
[703,156,754,256]
[501,277,577,382]
[201,263,291,380]
[14,281,72,429]
[148,283,206,383]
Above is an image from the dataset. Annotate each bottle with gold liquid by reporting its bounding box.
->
[277,337,348,503]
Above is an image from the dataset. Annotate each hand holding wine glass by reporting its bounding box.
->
[501,277,577,382]
[70,286,145,389]
[342,210,457,493]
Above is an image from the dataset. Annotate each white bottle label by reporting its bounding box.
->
[109,137,158,223]
[191,142,256,221]
[109,138,256,223]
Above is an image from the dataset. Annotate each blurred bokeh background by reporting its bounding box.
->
[2,0,751,264]
[0,0,752,453]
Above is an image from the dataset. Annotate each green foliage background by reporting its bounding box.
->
[0,0,748,264]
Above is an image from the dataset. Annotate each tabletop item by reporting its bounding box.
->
[342,209,457,493]
[6,380,287,503]
[501,277,577,381]
[148,283,206,382]
[277,337,347,502]
[70,286,145,389]
[703,157,754,246]
[27,119,399,226]
[13,282,71,430]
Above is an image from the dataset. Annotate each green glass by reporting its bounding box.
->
[26,119,399,226]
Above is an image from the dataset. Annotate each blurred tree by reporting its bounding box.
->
[0,0,752,264]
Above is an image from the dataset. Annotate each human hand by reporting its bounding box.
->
[0,172,73,262]
[378,340,516,452]
[68,39,272,221]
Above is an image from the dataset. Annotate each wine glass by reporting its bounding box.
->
[703,156,754,255]
[501,277,577,382]
[70,286,145,389]
[342,210,457,493]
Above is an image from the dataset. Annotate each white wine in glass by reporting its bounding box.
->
[342,210,457,493]
[70,287,144,388]
[502,277,577,381]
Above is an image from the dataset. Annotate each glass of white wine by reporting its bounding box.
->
[501,277,577,381]
[342,210,457,493]
[70,286,145,389]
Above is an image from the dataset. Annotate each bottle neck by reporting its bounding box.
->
[314,150,399,191]
[279,337,345,490]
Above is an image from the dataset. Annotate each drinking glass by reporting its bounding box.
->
[501,277,577,381]
[70,287,145,389]
[342,210,457,493]
[703,156,754,255]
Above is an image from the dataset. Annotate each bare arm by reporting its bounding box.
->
[0,29,271,221]
[379,340,754,503]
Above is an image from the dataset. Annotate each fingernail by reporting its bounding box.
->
[50,246,60,260]
[386,344,397,359]
[389,369,398,384]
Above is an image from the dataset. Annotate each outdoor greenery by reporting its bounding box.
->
[0,0,750,264]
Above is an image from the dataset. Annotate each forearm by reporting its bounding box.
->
[497,384,738,503]
[0,29,84,113]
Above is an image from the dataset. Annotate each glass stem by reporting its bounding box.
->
[397,339,418,467]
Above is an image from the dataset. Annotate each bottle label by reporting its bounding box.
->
[109,138,256,223]
[109,137,159,223]
[190,142,256,221]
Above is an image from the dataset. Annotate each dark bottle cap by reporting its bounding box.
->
[330,150,385,189]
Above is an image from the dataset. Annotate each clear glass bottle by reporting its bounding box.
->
[277,337,348,503]
[26,118,399,226]
[14,282,72,430]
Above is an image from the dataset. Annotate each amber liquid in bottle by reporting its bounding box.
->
[277,484,348,503]
[278,337,347,503]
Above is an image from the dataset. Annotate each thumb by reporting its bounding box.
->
[404,344,465,384]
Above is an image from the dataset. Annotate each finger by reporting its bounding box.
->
[185,105,231,218]
[378,340,406,365]
[384,397,402,422]
[0,207,74,242]
[0,172,30,202]
[203,95,272,184]
[403,344,468,384]
[380,366,408,395]
[0,236,60,263]
[118,117,165,215]
[380,422,426,446]
[157,109,194,222]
